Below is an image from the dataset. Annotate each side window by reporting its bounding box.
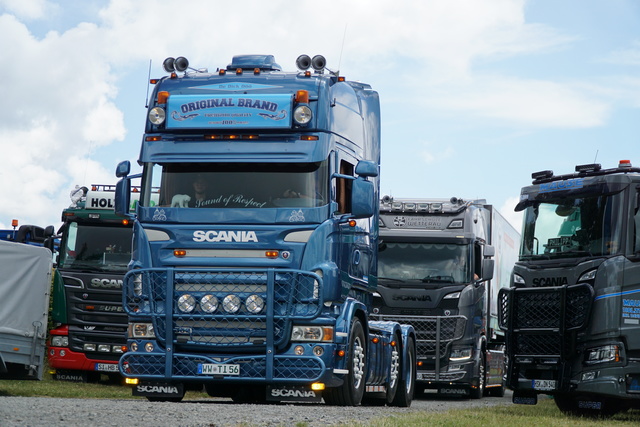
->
[635,193,640,252]
[336,160,354,214]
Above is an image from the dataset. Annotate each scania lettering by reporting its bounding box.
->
[47,185,156,382]
[114,55,416,406]
[374,197,520,398]
[500,160,640,416]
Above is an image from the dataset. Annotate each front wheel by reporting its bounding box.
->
[469,352,485,399]
[391,337,415,407]
[324,318,367,406]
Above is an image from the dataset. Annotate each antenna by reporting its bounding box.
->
[593,149,599,163]
[145,59,152,108]
[337,24,348,75]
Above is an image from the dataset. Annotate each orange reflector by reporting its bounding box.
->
[145,136,161,141]
[150,79,159,84]
[13,348,19,352]
[157,91,169,104]
[219,69,226,76]
[390,341,397,347]
[174,250,187,257]
[11,219,18,227]
[85,305,95,310]
[304,71,311,77]
[337,350,345,357]
[295,90,309,104]
[122,219,129,226]
[254,68,260,75]
[300,135,319,141]
[372,337,379,344]
[349,220,357,227]
[265,250,279,259]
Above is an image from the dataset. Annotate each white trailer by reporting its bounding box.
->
[0,240,52,380]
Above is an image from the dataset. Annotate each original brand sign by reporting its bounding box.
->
[390,216,444,230]
[192,230,258,243]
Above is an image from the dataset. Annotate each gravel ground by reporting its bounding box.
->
[0,393,512,427]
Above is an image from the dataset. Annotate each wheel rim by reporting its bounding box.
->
[352,336,365,388]
[404,346,414,394]
[389,343,400,390]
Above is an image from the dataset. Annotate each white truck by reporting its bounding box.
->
[0,240,53,380]
[373,197,520,397]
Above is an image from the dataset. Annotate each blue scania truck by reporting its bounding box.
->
[114,54,415,405]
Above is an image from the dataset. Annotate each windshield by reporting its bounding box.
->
[59,223,132,272]
[520,192,624,260]
[378,242,472,284]
[151,161,329,209]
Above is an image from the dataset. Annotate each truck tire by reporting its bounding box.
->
[362,333,401,406]
[324,318,367,406]
[469,353,485,399]
[391,337,415,407]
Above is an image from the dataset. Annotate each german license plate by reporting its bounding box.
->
[95,363,119,372]
[198,363,240,376]
[532,379,556,391]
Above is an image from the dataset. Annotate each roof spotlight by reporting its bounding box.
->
[162,57,176,73]
[296,54,311,71]
[311,55,326,71]
[174,57,189,72]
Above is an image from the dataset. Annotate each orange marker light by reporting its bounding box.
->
[296,90,309,104]
[11,219,18,227]
[157,91,169,104]
[122,219,129,226]
[265,250,279,259]
[174,250,187,258]
[349,220,357,227]
[371,337,379,344]
[337,350,346,357]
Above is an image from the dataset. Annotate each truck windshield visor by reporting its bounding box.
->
[152,161,328,209]
[519,192,624,260]
[378,242,472,285]
[59,223,133,272]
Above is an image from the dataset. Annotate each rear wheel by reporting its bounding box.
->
[324,318,367,406]
[391,337,415,407]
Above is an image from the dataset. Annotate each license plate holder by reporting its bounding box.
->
[532,379,556,391]
[198,363,240,376]
[95,363,119,372]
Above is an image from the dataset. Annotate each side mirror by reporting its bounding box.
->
[115,177,131,217]
[355,160,378,178]
[482,258,495,281]
[116,160,131,178]
[484,245,495,258]
[351,177,375,218]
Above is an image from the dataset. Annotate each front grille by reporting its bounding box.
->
[372,315,466,358]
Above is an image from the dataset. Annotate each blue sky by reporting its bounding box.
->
[1,0,639,231]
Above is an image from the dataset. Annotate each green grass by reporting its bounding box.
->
[2,375,640,426]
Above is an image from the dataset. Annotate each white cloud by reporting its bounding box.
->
[603,40,640,66]
[0,0,55,20]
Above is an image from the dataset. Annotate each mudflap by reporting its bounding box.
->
[437,387,469,397]
[266,384,322,403]
[513,390,538,405]
[133,381,185,399]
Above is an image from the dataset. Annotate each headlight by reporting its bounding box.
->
[245,294,265,314]
[133,274,143,296]
[513,273,525,285]
[293,105,312,125]
[200,295,219,313]
[177,294,196,313]
[148,107,166,125]
[585,344,620,364]
[450,348,472,361]
[291,325,333,342]
[129,322,155,338]
[222,295,242,313]
[579,269,597,282]
[444,291,460,299]
[51,336,68,347]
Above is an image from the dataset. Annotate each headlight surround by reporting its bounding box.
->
[450,347,472,361]
[245,294,265,314]
[177,294,196,313]
[148,107,166,125]
[290,325,333,342]
[129,322,155,338]
[293,105,312,125]
[579,269,597,282]
[51,336,69,347]
[585,344,620,364]
[200,295,219,313]
[444,291,460,299]
[222,295,242,313]
[513,273,525,285]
